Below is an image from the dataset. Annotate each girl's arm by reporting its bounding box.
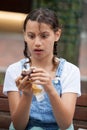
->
[48,88,77,129]
[30,67,78,129]
[8,76,33,130]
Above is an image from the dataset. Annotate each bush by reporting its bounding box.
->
[0,72,5,85]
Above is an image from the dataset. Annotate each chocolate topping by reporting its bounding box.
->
[21,69,33,78]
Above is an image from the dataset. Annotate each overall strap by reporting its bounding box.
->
[20,58,30,70]
[55,58,66,95]
[56,58,66,78]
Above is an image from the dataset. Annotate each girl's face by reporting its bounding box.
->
[24,20,61,60]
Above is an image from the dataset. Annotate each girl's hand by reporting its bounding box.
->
[15,75,33,96]
[30,67,54,93]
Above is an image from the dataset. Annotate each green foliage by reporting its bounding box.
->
[32,0,82,64]
[0,72,5,85]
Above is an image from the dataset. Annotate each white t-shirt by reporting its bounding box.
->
[3,58,81,96]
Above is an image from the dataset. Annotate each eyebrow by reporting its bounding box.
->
[27,31,49,35]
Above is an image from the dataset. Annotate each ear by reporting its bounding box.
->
[55,29,61,42]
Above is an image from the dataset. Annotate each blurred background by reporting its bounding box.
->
[0,0,87,84]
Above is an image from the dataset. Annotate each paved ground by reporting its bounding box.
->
[0,33,24,71]
[0,32,87,80]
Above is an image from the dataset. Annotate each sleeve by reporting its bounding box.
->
[3,64,19,96]
[61,62,81,97]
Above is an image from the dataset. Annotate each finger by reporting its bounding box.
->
[18,76,32,90]
[32,77,50,85]
[15,76,22,86]
[18,80,32,91]
[32,67,45,73]
[30,71,47,78]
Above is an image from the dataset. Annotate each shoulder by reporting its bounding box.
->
[6,58,29,77]
[6,58,27,72]
[60,59,81,96]
[63,60,80,76]
[58,58,80,77]
[61,60,81,96]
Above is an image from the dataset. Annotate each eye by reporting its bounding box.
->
[40,33,49,39]
[27,33,35,39]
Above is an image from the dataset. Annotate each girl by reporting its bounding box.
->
[3,8,81,130]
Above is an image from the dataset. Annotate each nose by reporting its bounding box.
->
[34,37,42,46]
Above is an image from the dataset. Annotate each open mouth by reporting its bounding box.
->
[34,49,43,54]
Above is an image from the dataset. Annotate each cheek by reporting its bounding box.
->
[46,38,54,49]
[26,38,33,48]
[27,43,33,53]
[47,35,55,43]
[45,42,54,53]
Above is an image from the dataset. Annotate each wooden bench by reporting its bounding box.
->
[0,81,87,130]
[0,85,11,130]
[73,81,87,130]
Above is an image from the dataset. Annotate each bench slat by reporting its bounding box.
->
[74,106,87,121]
[77,94,87,106]
[73,120,87,129]
[0,112,11,129]
[0,98,9,112]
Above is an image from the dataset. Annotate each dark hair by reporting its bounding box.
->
[23,8,60,32]
[23,8,61,67]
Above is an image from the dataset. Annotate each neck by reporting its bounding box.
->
[30,55,54,70]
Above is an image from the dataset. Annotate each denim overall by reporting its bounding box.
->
[9,58,74,130]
